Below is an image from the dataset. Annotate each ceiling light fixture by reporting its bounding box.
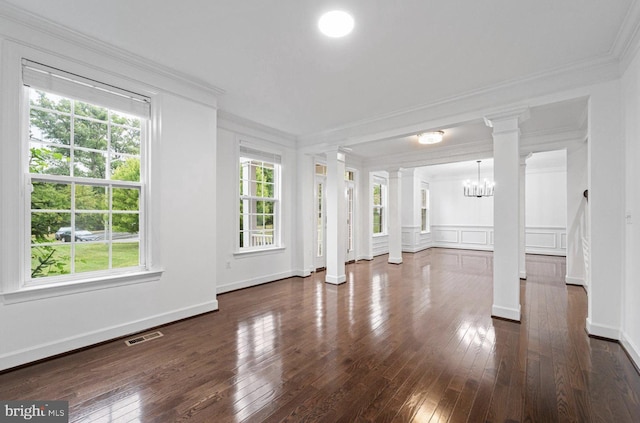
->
[318,11,354,38]
[463,161,495,198]
[417,131,444,144]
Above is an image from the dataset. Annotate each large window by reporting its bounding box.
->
[24,60,150,282]
[421,183,430,233]
[372,177,387,235]
[239,146,281,251]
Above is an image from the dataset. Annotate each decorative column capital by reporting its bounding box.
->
[520,152,533,166]
[484,107,530,135]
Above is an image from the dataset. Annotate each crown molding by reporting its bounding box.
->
[0,1,223,107]
[218,110,297,147]
[297,54,619,147]
[612,0,640,72]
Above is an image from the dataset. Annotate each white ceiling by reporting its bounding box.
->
[2,0,633,137]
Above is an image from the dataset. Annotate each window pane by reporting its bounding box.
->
[315,164,327,175]
[76,184,107,211]
[29,144,71,176]
[373,184,381,206]
[75,101,108,120]
[373,208,382,234]
[111,126,140,155]
[110,157,140,182]
[422,209,427,231]
[74,149,107,178]
[113,213,139,237]
[112,187,139,211]
[75,243,109,273]
[29,89,71,113]
[74,117,108,150]
[31,182,71,210]
[31,212,71,244]
[111,110,141,129]
[75,213,104,235]
[31,245,71,278]
[30,109,71,145]
[113,241,139,268]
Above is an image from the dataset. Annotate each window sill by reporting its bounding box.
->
[372,233,388,238]
[1,269,164,305]
[233,246,285,258]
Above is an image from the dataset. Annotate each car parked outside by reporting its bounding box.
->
[55,227,71,240]
[60,229,98,242]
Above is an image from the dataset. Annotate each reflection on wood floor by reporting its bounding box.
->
[1,248,639,422]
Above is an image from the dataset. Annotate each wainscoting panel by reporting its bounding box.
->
[372,234,389,257]
[431,225,566,256]
[461,230,488,245]
[433,229,459,244]
[401,226,432,253]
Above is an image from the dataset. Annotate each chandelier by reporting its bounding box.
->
[463,160,495,197]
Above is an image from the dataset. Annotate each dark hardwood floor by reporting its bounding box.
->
[1,248,639,422]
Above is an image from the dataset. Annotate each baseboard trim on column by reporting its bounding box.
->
[325,274,346,285]
[519,270,527,280]
[388,257,403,264]
[491,304,521,322]
[565,275,585,286]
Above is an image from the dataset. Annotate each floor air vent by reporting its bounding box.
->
[124,331,164,346]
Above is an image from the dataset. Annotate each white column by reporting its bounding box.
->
[388,169,403,264]
[586,81,624,339]
[485,108,529,322]
[519,153,531,279]
[401,169,419,253]
[325,149,346,284]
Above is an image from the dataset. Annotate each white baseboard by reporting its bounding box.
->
[492,304,521,321]
[217,271,296,294]
[621,332,640,371]
[519,270,527,280]
[402,245,432,253]
[586,318,621,340]
[0,300,219,371]
[357,255,374,261]
[565,275,584,286]
[294,269,312,278]
[388,256,403,264]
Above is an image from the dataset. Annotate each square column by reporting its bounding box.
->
[388,169,403,264]
[485,108,529,322]
[325,149,347,284]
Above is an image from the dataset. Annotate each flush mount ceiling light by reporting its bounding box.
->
[318,10,354,38]
[417,131,444,144]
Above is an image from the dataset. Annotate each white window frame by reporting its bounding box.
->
[237,144,282,253]
[420,182,430,233]
[0,44,162,304]
[372,176,387,236]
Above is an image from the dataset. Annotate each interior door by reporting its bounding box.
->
[314,174,326,270]
[345,180,355,262]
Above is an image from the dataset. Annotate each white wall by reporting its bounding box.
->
[216,125,298,293]
[622,49,640,369]
[0,24,219,370]
[427,159,567,255]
